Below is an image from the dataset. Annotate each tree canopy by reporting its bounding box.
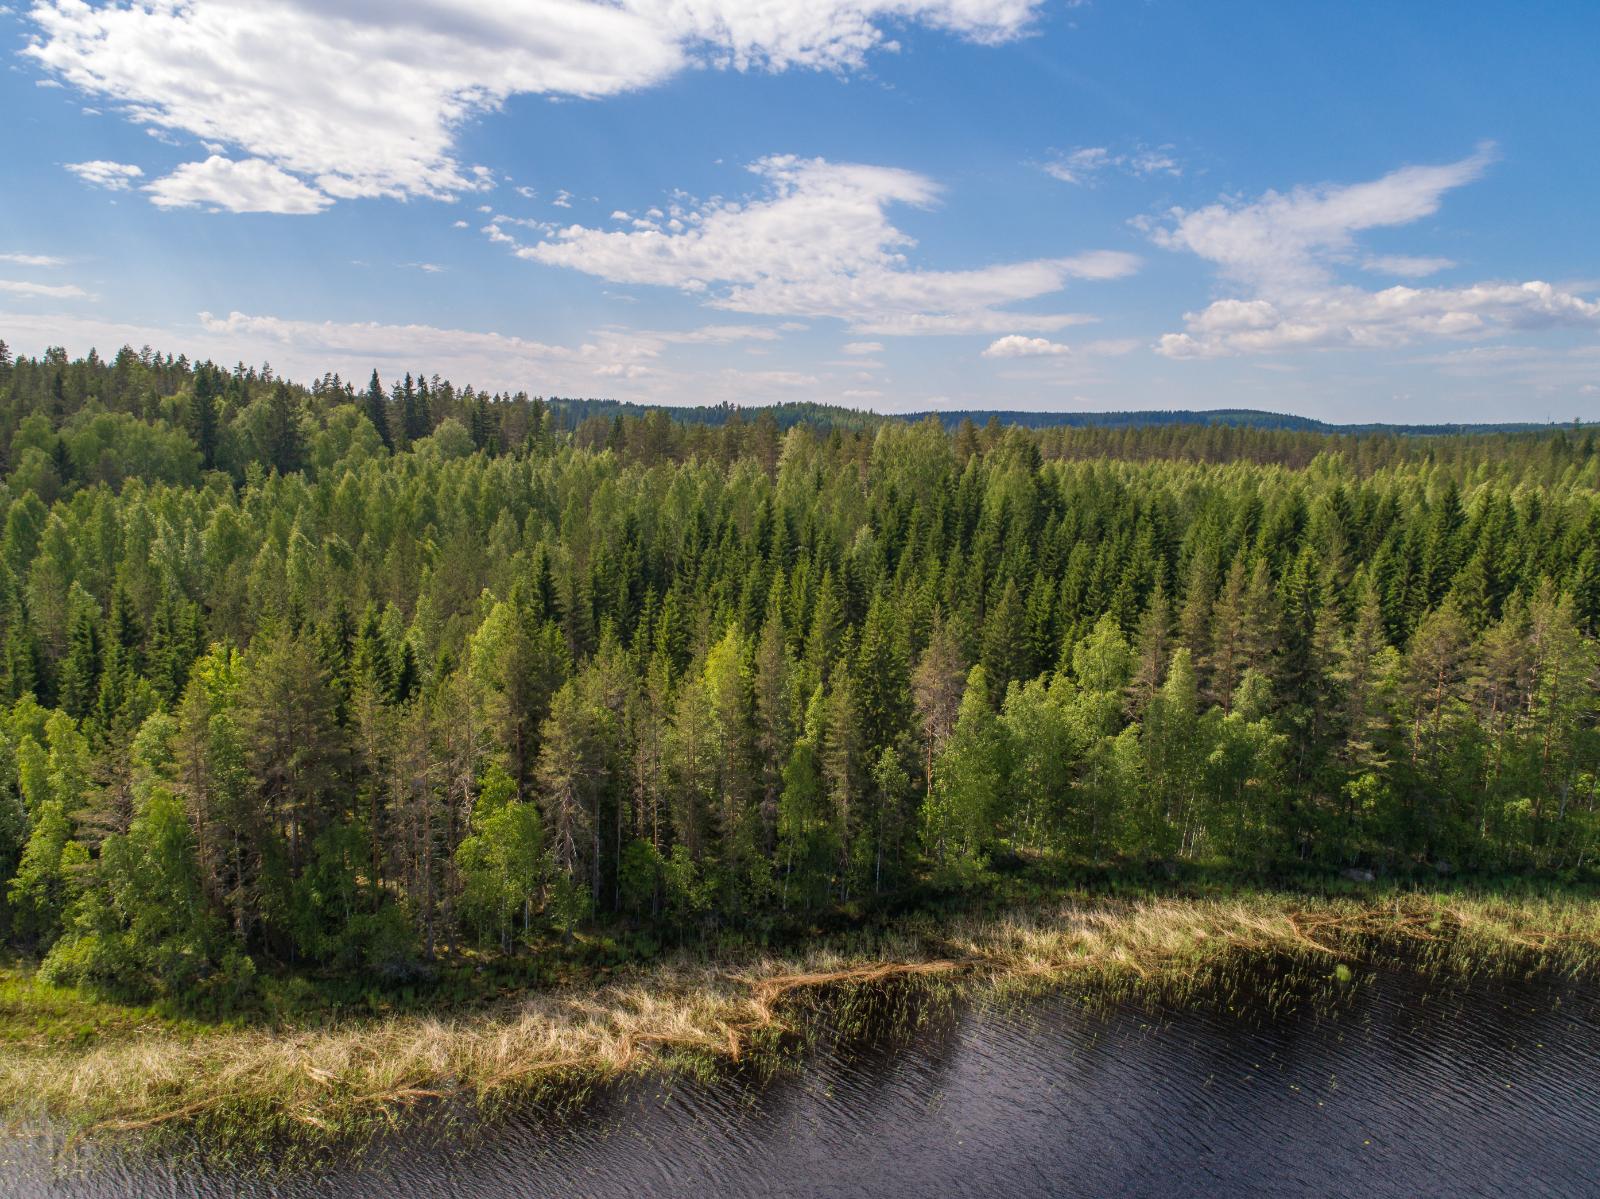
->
[1,340,1598,1004]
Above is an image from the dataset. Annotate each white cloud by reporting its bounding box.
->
[517,155,1137,333]
[649,323,783,344]
[842,341,883,354]
[1157,281,1600,359]
[453,219,469,228]
[1412,343,1600,394]
[720,368,819,388]
[1149,146,1600,357]
[1044,145,1181,186]
[27,0,1042,207]
[1128,148,1180,177]
[983,334,1071,357]
[552,189,574,208]
[855,311,1098,336]
[65,159,143,190]
[1362,254,1456,278]
[145,156,333,214]
[983,334,1141,360]
[1043,147,1109,185]
[1149,146,1494,293]
[1082,337,1140,356]
[0,280,91,300]
[0,253,65,267]
[515,185,537,199]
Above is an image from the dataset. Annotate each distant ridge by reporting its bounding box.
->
[902,408,1585,436]
[542,397,1589,437]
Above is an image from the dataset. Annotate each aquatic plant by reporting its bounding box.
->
[3,888,1597,1158]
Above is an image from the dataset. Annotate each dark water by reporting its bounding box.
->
[11,959,1600,1198]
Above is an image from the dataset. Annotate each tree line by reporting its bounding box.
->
[0,338,1598,1003]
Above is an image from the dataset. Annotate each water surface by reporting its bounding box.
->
[12,959,1600,1198]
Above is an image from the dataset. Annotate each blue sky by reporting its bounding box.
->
[3,0,1598,421]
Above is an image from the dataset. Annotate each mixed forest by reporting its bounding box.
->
[0,339,1598,1006]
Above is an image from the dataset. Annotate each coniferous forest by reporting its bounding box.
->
[1,339,1599,1007]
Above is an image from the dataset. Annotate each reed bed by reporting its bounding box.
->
[4,890,1598,1154]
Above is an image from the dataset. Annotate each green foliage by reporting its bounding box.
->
[42,787,219,999]
[8,800,78,948]
[923,666,1006,883]
[457,765,546,948]
[2,342,1600,1008]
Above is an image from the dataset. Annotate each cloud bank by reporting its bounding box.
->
[28,0,1044,211]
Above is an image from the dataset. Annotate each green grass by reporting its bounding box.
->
[0,967,221,1050]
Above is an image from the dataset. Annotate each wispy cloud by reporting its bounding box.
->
[1148,145,1495,292]
[1043,145,1181,186]
[0,279,91,299]
[1362,254,1456,278]
[513,155,1136,334]
[1148,146,1600,357]
[65,159,143,190]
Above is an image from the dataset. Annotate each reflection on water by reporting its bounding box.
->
[11,958,1600,1198]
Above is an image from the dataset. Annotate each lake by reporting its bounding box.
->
[11,956,1600,1198]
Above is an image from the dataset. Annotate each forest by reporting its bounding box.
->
[0,338,1598,1007]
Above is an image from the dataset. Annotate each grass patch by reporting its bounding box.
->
[0,969,220,1051]
[3,885,1599,1160]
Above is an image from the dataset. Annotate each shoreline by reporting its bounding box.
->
[4,887,1599,1156]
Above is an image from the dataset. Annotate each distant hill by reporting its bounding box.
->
[543,398,881,434]
[544,397,1586,438]
[905,408,1587,435]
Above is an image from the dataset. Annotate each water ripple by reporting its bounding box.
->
[10,960,1600,1199]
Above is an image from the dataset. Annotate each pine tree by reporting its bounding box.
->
[980,577,1028,693]
[1206,557,1249,711]
[58,599,101,719]
[822,669,866,894]
[1126,578,1174,716]
[364,370,392,450]
[235,632,348,880]
[803,569,843,691]
[753,584,795,838]
[409,374,433,442]
[187,364,220,470]
[262,382,305,475]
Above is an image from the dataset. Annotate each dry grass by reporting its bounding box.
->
[4,890,1598,1152]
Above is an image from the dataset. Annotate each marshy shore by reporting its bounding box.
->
[4,887,1599,1156]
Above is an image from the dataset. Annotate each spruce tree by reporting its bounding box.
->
[364,369,392,450]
